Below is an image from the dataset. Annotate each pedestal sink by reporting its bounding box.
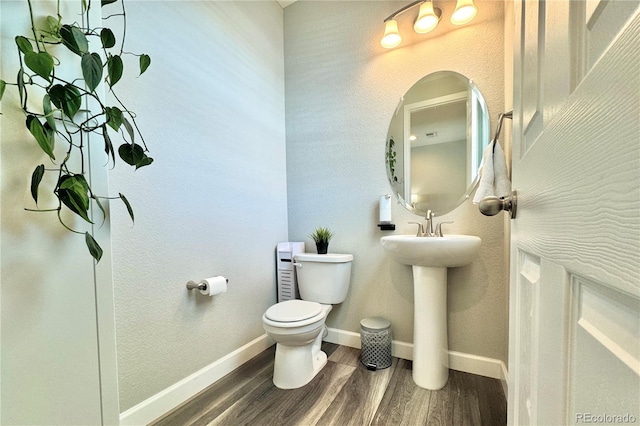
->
[380,235,481,390]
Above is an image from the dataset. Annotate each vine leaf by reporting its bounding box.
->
[0,80,5,101]
[60,25,89,56]
[17,69,25,105]
[92,196,107,226]
[81,52,103,92]
[49,84,82,119]
[101,0,118,6]
[119,193,134,223]
[135,156,153,169]
[122,116,134,142]
[26,115,55,160]
[102,124,115,162]
[139,54,151,76]
[105,106,123,131]
[30,164,45,204]
[118,143,153,169]
[46,16,62,36]
[15,36,33,54]
[118,143,144,166]
[100,28,116,49]
[24,51,54,82]
[85,232,103,263]
[107,55,123,87]
[57,174,92,223]
[43,94,56,131]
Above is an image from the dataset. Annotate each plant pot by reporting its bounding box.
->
[316,242,329,254]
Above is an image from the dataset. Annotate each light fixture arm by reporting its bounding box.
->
[383,0,424,22]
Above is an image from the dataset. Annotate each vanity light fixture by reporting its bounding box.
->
[380,0,477,49]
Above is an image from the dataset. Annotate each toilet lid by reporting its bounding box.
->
[265,300,322,322]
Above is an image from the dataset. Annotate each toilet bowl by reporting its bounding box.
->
[262,253,353,389]
[263,300,332,389]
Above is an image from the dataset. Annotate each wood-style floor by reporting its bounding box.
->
[151,343,507,426]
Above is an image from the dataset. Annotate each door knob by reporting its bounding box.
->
[479,190,517,219]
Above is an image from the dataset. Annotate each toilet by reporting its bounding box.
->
[262,253,353,389]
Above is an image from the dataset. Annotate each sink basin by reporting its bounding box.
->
[380,234,481,390]
[380,235,481,267]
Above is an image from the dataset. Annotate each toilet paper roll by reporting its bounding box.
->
[199,276,228,296]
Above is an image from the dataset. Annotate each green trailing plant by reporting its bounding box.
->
[0,0,152,263]
[309,227,334,244]
[386,137,397,182]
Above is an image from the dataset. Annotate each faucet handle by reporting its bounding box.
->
[408,221,425,237]
[434,221,453,237]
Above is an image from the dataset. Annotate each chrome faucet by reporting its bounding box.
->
[409,210,435,237]
[424,210,435,236]
[434,221,453,237]
[408,221,428,237]
[408,211,453,237]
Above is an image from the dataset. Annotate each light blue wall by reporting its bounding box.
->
[107,1,288,411]
[284,0,508,363]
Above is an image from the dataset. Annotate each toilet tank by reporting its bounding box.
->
[294,253,353,304]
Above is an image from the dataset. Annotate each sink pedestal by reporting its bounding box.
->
[412,266,448,390]
[380,234,481,390]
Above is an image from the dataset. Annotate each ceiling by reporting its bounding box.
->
[277,0,297,8]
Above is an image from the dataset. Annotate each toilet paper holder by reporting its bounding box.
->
[186,278,229,291]
[186,281,207,291]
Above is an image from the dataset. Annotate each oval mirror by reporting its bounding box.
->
[385,71,490,216]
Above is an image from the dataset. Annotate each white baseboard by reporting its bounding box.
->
[325,327,360,347]
[325,327,414,360]
[325,327,509,382]
[500,362,509,397]
[448,350,507,381]
[119,334,275,426]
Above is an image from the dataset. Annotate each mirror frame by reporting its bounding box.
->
[385,71,490,216]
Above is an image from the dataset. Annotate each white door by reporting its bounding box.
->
[509,1,640,425]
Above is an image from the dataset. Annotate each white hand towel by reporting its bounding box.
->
[473,142,495,204]
[473,140,511,204]
[493,140,511,198]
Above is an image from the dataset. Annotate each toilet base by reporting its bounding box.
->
[272,330,327,389]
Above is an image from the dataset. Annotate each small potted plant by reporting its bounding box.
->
[310,227,334,254]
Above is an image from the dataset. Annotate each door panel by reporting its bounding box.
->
[509,1,639,424]
[521,0,543,152]
[585,0,640,70]
[569,278,640,423]
[514,252,540,426]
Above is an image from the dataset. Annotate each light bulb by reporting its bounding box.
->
[451,0,477,25]
[414,1,441,34]
[381,19,402,49]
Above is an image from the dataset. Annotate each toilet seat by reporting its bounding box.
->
[265,300,322,322]
[263,300,328,329]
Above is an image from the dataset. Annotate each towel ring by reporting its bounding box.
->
[492,111,513,153]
